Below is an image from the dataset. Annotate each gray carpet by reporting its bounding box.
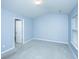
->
[2,40,73,59]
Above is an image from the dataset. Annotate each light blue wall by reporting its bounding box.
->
[1,8,32,53]
[1,9,15,53]
[24,18,33,42]
[68,6,78,57]
[33,14,68,43]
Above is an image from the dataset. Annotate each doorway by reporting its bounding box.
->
[15,19,24,47]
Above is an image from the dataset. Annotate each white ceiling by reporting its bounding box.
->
[2,0,77,18]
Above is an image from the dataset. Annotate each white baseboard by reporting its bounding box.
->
[1,47,15,54]
[1,38,68,58]
[71,41,78,50]
[1,47,15,58]
[32,38,68,44]
[68,45,77,59]
[1,39,32,54]
[23,39,33,44]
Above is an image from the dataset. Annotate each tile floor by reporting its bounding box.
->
[2,40,73,59]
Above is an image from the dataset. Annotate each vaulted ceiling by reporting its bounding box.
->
[2,0,77,18]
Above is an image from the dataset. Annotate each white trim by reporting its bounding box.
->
[68,45,77,59]
[23,20,24,44]
[71,41,78,50]
[23,39,33,44]
[1,47,15,54]
[13,17,15,48]
[13,17,24,44]
[32,38,68,44]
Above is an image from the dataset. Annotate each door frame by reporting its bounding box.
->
[14,17,24,46]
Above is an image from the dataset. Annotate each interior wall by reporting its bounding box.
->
[33,14,68,44]
[24,18,33,43]
[1,8,32,53]
[68,6,78,57]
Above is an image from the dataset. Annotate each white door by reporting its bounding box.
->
[16,20,23,43]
